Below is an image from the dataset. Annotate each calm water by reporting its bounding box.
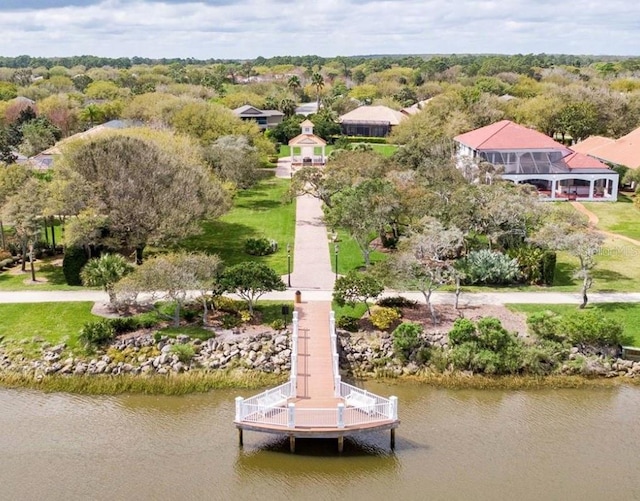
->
[1,383,639,500]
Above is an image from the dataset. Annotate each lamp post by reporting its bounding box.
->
[334,243,339,281]
[287,243,291,287]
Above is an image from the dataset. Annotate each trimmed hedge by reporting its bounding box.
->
[62,246,89,286]
[329,135,390,144]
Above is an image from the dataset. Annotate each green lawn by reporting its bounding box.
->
[0,259,85,291]
[0,302,98,349]
[180,177,296,274]
[332,229,388,274]
[582,194,640,241]
[507,302,640,346]
[279,143,398,158]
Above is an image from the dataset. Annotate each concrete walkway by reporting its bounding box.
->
[2,289,640,305]
[288,194,336,290]
[276,155,336,290]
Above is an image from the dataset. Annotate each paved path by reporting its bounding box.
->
[287,194,336,290]
[275,156,293,179]
[3,289,640,305]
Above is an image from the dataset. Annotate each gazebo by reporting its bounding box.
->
[288,120,326,168]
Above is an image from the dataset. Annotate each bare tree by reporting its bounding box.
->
[530,222,604,309]
[391,220,464,324]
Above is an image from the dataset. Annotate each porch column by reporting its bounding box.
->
[589,179,595,200]
[611,175,619,201]
[551,179,557,199]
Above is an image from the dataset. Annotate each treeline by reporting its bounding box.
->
[2,53,640,74]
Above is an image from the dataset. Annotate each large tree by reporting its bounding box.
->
[390,220,464,324]
[323,178,400,267]
[204,135,261,189]
[57,132,230,259]
[0,163,30,249]
[117,251,222,325]
[220,261,286,315]
[2,178,46,274]
[530,222,604,309]
[333,271,384,315]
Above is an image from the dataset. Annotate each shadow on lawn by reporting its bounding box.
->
[180,221,260,264]
[237,199,283,211]
[553,262,576,286]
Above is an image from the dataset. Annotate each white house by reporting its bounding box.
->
[454,120,619,201]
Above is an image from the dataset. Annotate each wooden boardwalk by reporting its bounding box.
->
[294,301,340,407]
[235,301,399,452]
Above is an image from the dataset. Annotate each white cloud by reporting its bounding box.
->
[0,0,638,58]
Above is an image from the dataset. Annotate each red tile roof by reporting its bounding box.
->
[572,127,640,169]
[563,151,610,170]
[571,135,615,154]
[454,120,568,151]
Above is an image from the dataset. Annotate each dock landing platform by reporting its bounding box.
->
[234,301,399,453]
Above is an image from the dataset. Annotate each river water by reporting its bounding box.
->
[1,383,639,501]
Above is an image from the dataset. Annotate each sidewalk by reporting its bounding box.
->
[2,289,640,305]
[287,194,336,290]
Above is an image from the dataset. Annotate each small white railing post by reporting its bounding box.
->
[337,403,345,429]
[288,403,295,428]
[389,396,398,420]
[292,311,299,341]
[334,376,341,397]
[235,396,244,421]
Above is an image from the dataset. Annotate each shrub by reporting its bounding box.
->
[448,318,476,346]
[337,315,360,332]
[509,246,544,284]
[182,307,198,322]
[62,246,89,286]
[457,249,521,285]
[448,317,525,374]
[541,251,556,286]
[79,320,115,347]
[212,296,244,313]
[370,306,401,330]
[527,311,562,341]
[221,313,241,329]
[0,251,12,261]
[521,340,565,375]
[559,311,625,347]
[244,237,278,256]
[270,319,285,330]
[376,296,418,309]
[170,343,195,363]
[392,322,423,359]
[329,135,389,144]
[108,317,141,334]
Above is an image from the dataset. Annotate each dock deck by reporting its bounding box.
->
[235,301,399,452]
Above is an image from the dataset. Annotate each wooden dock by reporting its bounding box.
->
[235,301,399,453]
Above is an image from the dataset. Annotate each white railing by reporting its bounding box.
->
[235,381,294,426]
[339,381,398,424]
[235,310,399,430]
[329,310,341,397]
[290,311,299,391]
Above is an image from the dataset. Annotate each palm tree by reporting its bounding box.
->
[80,253,134,306]
[287,75,301,97]
[279,98,297,117]
[311,73,325,110]
[79,104,104,127]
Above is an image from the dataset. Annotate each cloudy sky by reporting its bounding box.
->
[1,0,639,60]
